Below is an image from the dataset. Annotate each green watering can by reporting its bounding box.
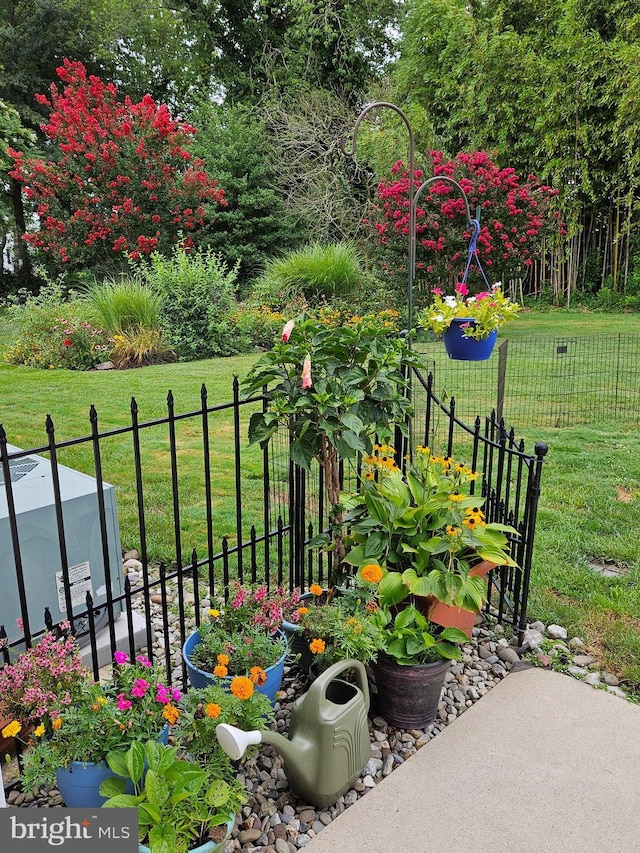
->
[216,659,371,809]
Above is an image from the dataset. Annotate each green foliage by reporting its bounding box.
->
[101,740,244,853]
[243,312,420,472]
[189,621,287,676]
[85,277,164,334]
[140,247,240,361]
[253,242,366,306]
[230,304,290,350]
[342,446,518,611]
[297,588,388,671]
[2,279,112,369]
[190,102,300,286]
[380,603,469,665]
[174,682,275,763]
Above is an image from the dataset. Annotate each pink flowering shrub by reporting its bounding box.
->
[223,581,302,634]
[0,630,88,723]
[366,150,563,294]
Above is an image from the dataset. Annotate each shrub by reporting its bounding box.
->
[140,246,240,361]
[230,304,287,350]
[2,280,111,369]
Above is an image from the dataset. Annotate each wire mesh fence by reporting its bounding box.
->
[418,334,640,431]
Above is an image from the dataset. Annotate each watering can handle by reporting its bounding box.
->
[310,659,370,712]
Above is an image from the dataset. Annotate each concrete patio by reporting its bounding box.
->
[306,666,640,853]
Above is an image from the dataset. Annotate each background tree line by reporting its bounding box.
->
[1,0,639,309]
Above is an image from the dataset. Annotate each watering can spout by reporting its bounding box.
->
[216,724,294,763]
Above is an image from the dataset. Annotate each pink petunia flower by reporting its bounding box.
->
[131,678,149,698]
[455,282,468,296]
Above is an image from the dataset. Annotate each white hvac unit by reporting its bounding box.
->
[0,444,125,646]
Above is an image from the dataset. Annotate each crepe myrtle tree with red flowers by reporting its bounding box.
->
[9,60,226,271]
[366,150,563,298]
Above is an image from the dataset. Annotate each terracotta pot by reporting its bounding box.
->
[418,560,498,638]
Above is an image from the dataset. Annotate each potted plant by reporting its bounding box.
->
[182,583,289,702]
[419,282,520,360]
[10,646,181,807]
[342,444,519,636]
[369,602,469,728]
[294,584,386,677]
[100,739,245,853]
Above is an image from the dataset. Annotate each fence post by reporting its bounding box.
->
[517,441,549,643]
[497,339,508,423]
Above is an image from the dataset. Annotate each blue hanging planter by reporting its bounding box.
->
[443,319,497,361]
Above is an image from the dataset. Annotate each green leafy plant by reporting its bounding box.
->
[140,246,240,361]
[174,682,274,764]
[100,740,244,853]
[190,614,287,677]
[419,282,520,340]
[15,649,182,791]
[2,279,112,369]
[243,311,422,575]
[342,444,518,612]
[252,241,366,306]
[379,603,469,665]
[296,584,386,673]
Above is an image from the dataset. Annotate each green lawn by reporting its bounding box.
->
[2,308,640,689]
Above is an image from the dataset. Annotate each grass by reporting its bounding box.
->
[2,306,640,688]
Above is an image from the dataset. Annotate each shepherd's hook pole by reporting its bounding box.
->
[342,102,416,335]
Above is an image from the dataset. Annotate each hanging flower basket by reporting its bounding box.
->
[443,319,497,361]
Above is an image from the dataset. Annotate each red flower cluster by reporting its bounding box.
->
[10,60,226,269]
[367,150,564,289]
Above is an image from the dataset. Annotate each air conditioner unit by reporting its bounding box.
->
[0,444,125,646]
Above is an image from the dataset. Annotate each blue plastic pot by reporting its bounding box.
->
[55,760,127,808]
[443,319,497,361]
[138,817,234,853]
[182,629,288,703]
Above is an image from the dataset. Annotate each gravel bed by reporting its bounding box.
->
[5,579,629,853]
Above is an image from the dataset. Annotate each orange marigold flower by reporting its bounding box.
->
[162,703,180,725]
[230,676,254,700]
[216,653,230,666]
[361,563,383,584]
[309,584,323,596]
[213,664,229,678]
[297,606,309,615]
[309,638,326,654]
[249,666,268,686]
[52,718,62,731]
[205,703,222,719]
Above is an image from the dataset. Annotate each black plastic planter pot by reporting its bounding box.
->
[372,655,451,728]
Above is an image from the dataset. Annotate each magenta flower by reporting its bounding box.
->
[171,687,181,702]
[136,655,152,668]
[431,287,443,296]
[114,651,129,665]
[156,685,171,704]
[455,282,468,296]
[116,693,132,711]
[131,678,149,698]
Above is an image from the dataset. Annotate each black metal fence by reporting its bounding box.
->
[419,333,640,431]
[0,369,546,691]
